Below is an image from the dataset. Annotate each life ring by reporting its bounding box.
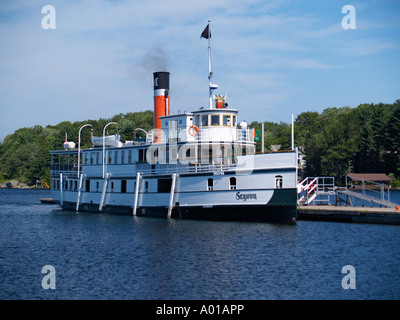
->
[188,125,199,136]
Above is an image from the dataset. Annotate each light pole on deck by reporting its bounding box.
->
[102,122,118,178]
[77,124,92,178]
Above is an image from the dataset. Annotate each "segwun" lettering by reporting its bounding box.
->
[236,192,257,201]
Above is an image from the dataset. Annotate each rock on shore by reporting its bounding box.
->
[0,179,31,189]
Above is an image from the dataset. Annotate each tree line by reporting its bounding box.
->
[0,100,399,187]
[0,111,153,186]
[251,99,400,186]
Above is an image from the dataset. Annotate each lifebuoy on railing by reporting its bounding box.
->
[188,125,199,136]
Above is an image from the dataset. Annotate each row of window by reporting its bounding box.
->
[164,114,237,129]
[81,144,252,166]
[82,149,146,165]
[52,178,145,193]
[201,114,236,127]
[52,175,284,192]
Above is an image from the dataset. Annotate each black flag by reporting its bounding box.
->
[201,24,211,39]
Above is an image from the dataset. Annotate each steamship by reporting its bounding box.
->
[49,23,298,222]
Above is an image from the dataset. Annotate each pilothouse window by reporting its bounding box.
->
[223,115,231,126]
[201,115,209,127]
[211,115,220,126]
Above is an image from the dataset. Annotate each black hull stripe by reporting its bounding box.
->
[60,202,297,223]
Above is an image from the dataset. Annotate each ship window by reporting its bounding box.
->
[145,181,149,192]
[96,181,99,191]
[229,177,236,190]
[275,175,283,189]
[114,151,118,164]
[86,179,90,192]
[201,115,209,127]
[138,149,145,162]
[111,181,114,190]
[121,151,125,164]
[96,152,100,164]
[121,180,127,193]
[223,115,231,126]
[90,152,94,164]
[232,115,236,126]
[108,151,113,164]
[211,115,220,126]
[207,178,214,191]
[128,150,132,163]
[158,178,172,193]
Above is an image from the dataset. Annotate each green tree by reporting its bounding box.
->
[384,102,400,176]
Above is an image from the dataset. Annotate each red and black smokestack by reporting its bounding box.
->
[153,71,170,143]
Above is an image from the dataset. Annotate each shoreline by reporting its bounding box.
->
[0,179,48,189]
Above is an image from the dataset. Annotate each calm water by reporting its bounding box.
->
[1,189,399,300]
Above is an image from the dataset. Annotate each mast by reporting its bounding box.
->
[208,19,212,109]
[202,19,218,109]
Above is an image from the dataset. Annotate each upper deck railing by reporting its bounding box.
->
[146,128,255,144]
[50,164,80,177]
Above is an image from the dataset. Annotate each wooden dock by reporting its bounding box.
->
[297,205,400,225]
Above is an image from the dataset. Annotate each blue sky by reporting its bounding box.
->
[0,0,399,140]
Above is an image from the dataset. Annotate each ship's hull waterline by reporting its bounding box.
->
[59,188,297,223]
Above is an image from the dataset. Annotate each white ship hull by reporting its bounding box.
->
[50,148,298,223]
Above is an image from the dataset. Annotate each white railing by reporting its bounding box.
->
[147,128,255,144]
[297,177,318,206]
[236,129,255,142]
[139,163,237,176]
[345,177,391,204]
[50,164,80,177]
[298,177,336,206]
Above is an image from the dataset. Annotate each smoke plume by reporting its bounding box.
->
[141,45,169,72]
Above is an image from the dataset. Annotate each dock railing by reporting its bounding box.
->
[338,176,397,207]
[298,176,398,208]
[345,176,391,203]
[297,177,318,206]
[298,177,335,206]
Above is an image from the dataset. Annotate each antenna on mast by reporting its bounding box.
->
[201,19,218,108]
